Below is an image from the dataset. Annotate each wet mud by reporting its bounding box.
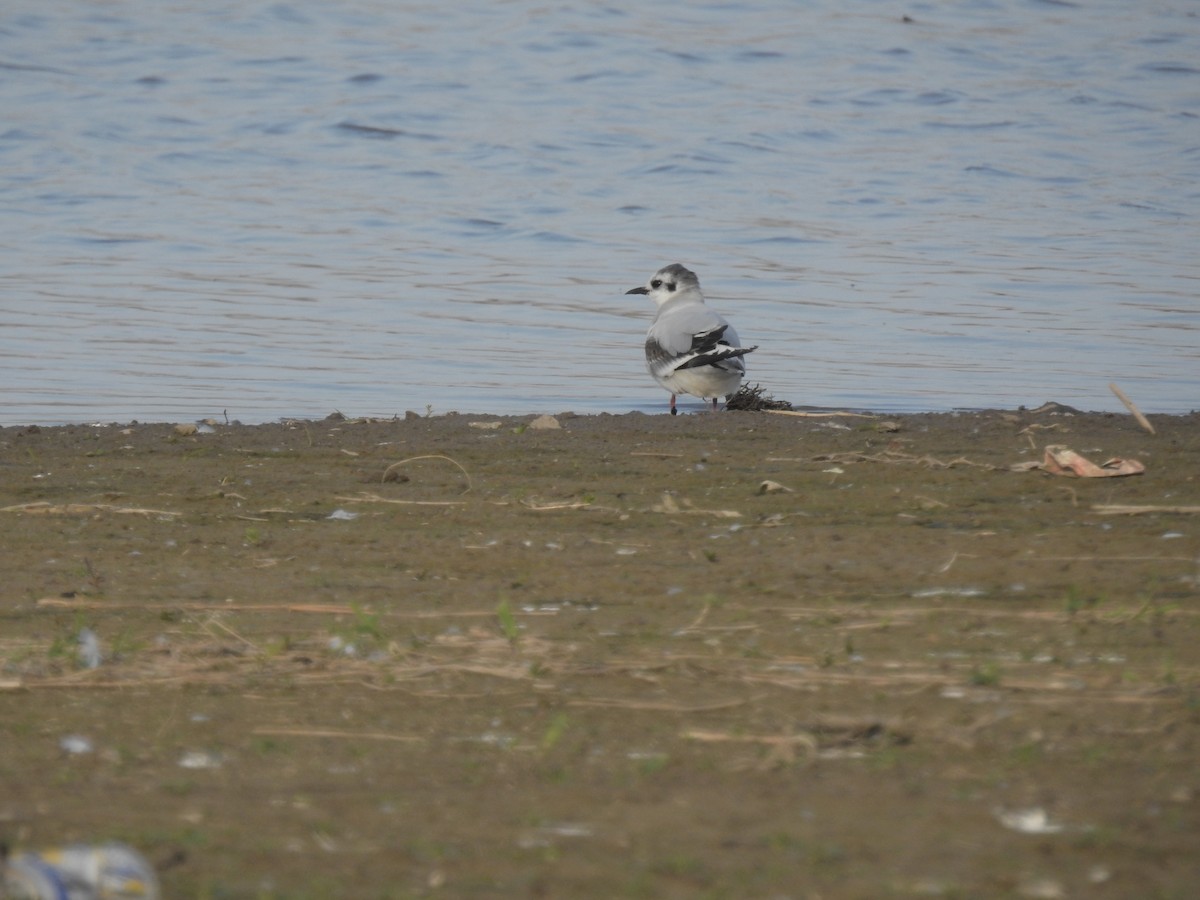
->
[1,407,1197,898]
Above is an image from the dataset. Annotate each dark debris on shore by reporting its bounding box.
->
[726,383,793,412]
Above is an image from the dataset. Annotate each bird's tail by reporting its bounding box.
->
[675,344,757,371]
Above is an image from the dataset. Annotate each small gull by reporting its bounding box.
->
[626,264,757,415]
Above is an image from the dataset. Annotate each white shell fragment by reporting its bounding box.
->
[996,807,1064,834]
[178,750,224,770]
[757,480,793,495]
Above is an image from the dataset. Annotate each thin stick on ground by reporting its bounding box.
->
[676,602,712,634]
[338,492,467,507]
[202,616,263,653]
[568,698,752,713]
[381,454,473,492]
[1,501,182,517]
[1109,382,1156,434]
[35,598,559,617]
[1092,504,1200,515]
[252,727,423,743]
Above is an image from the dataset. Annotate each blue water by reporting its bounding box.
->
[1,0,1197,423]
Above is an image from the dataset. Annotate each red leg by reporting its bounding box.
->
[669,394,678,416]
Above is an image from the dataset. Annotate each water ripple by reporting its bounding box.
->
[0,0,1196,422]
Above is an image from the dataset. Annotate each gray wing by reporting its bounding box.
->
[649,301,731,356]
[646,302,755,379]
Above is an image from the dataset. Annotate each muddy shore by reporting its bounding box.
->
[2,407,1197,898]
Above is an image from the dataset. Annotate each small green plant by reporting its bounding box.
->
[73,558,104,594]
[540,713,569,752]
[349,605,382,641]
[1064,585,1099,617]
[262,635,293,657]
[48,613,91,664]
[252,736,285,755]
[159,778,198,797]
[497,598,519,643]
[637,754,670,776]
[46,632,74,661]
[1010,740,1043,766]
[969,662,1002,686]
[328,606,386,655]
[1161,651,1177,686]
[108,629,143,660]
[653,855,705,878]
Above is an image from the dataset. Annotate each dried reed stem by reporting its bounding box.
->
[252,727,422,743]
[1109,382,1156,434]
[380,454,473,492]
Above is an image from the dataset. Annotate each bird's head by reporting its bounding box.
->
[625,263,701,307]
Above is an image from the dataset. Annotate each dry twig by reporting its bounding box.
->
[1092,504,1200,516]
[380,454,473,492]
[252,727,422,743]
[1109,382,1156,435]
[337,492,466,507]
[1,501,181,517]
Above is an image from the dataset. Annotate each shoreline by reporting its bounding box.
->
[3,400,1195,430]
[2,406,1197,896]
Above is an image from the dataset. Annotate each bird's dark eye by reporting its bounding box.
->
[650,279,662,289]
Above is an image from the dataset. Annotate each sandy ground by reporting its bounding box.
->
[1,406,1198,898]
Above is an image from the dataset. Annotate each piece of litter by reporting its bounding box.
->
[469,421,503,430]
[77,628,102,669]
[542,822,593,838]
[1033,445,1144,478]
[1018,878,1065,899]
[757,480,793,495]
[996,807,1063,834]
[516,822,594,848]
[5,842,161,900]
[326,508,359,521]
[178,750,223,770]
[60,735,94,755]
